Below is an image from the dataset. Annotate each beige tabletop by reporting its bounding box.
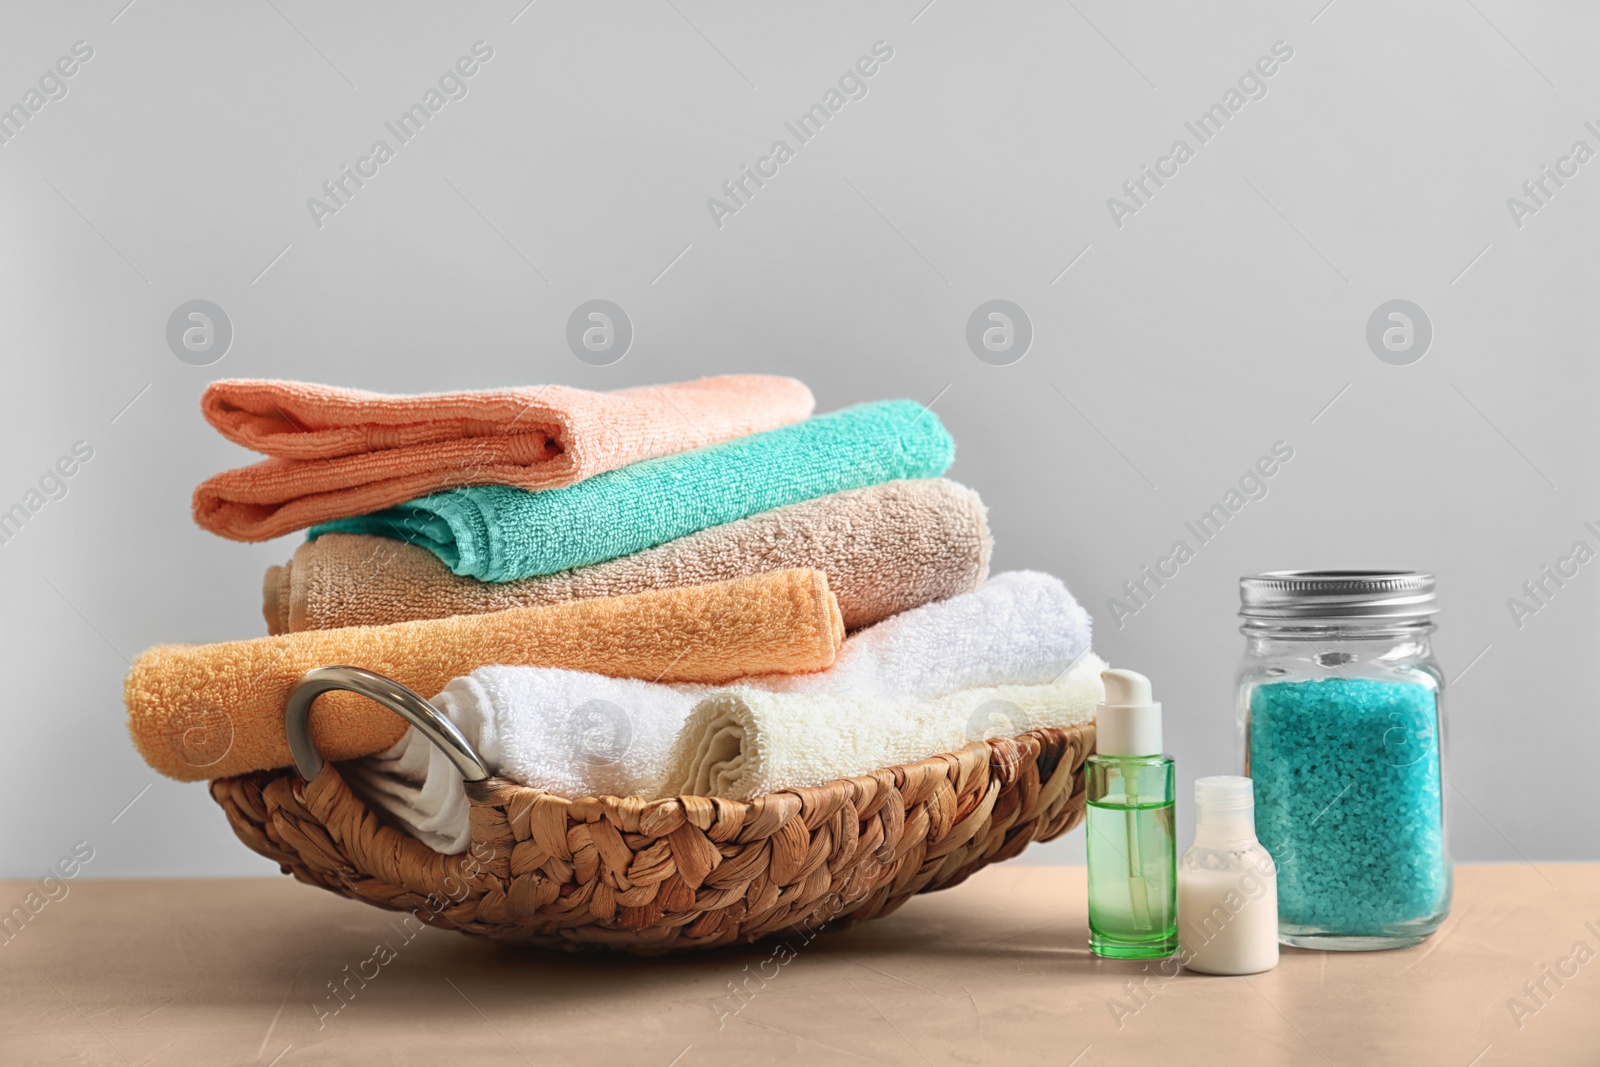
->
[0,864,1594,1066]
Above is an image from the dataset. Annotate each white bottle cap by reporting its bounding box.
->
[1192,776,1262,847]
[1195,775,1254,811]
[1096,668,1163,756]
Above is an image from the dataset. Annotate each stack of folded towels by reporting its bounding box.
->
[125,374,1104,854]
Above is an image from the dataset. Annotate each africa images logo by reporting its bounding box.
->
[306,42,495,229]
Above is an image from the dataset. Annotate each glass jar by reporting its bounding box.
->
[1237,571,1451,950]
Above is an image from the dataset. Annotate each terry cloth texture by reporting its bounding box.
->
[126,569,843,782]
[310,399,956,582]
[667,654,1107,800]
[266,479,991,634]
[192,374,814,542]
[350,571,1091,851]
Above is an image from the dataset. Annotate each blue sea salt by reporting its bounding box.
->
[1249,677,1449,934]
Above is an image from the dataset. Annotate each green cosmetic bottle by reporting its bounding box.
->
[1086,669,1177,960]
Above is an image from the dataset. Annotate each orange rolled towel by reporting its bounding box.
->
[127,569,844,782]
[192,374,814,541]
[264,480,993,634]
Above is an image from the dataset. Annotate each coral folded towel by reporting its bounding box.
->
[192,374,814,542]
[125,569,843,782]
[311,399,955,582]
[350,571,1092,851]
[267,479,991,634]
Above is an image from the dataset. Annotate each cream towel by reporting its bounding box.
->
[666,656,1107,800]
[352,572,1092,852]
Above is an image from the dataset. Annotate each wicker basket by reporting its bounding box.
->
[210,666,1095,954]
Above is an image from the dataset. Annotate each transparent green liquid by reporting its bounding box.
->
[1086,772,1177,959]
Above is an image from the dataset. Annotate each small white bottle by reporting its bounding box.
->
[1178,776,1278,975]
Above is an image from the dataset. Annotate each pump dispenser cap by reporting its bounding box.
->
[1095,668,1163,756]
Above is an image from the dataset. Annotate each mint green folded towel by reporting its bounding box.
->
[309,400,955,582]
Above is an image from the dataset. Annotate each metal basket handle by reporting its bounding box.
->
[285,665,489,783]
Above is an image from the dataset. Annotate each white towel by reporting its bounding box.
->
[665,655,1107,799]
[756,569,1091,696]
[349,571,1093,852]
[342,668,698,852]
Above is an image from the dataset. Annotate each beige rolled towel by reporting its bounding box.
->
[264,478,991,634]
[664,653,1108,800]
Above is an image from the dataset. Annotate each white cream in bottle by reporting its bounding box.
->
[1178,775,1279,975]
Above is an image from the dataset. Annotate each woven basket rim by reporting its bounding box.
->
[217,722,1094,851]
[456,727,1080,824]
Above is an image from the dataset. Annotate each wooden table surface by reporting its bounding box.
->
[0,864,1594,1066]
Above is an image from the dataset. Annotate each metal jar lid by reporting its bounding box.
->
[1239,570,1437,620]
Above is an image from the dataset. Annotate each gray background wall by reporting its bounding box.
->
[0,0,1593,878]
